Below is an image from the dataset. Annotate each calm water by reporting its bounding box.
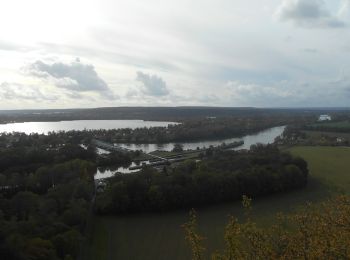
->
[117,126,286,153]
[0,120,178,134]
[95,161,150,179]
[95,126,286,179]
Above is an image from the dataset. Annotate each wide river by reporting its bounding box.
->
[0,119,285,179]
[94,124,286,179]
[117,125,286,153]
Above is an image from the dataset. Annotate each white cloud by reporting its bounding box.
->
[25,59,117,100]
[136,71,170,96]
[0,82,57,101]
[338,0,350,19]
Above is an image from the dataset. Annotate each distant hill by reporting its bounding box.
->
[0,106,349,123]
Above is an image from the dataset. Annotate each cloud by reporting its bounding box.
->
[224,77,350,107]
[338,0,350,19]
[0,82,57,101]
[0,41,32,52]
[0,41,21,51]
[136,71,170,96]
[276,0,346,28]
[26,59,116,99]
[302,48,319,53]
[227,81,293,106]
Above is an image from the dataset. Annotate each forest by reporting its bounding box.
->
[0,136,115,260]
[95,144,308,214]
[0,159,95,260]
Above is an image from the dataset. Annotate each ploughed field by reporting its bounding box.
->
[84,146,350,260]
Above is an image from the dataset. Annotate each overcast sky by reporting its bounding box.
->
[0,0,350,109]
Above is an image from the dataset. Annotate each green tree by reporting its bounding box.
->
[24,237,57,260]
[172,143,184,153]
[12,191,38,220]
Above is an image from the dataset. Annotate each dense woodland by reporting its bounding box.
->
[95,145,308,214]
[0,159,95,260]
[0,137,133,260]
[90,117,286,143]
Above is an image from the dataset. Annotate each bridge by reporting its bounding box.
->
[92,139,133,153]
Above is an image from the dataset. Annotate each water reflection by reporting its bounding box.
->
[117,126,286,153]
[0,120,178,135]
[95,161,150,179]
[95,126,286,180]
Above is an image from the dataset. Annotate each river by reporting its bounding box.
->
[95,125,286,179]
[0,120,285,179]
[116,125,286,153]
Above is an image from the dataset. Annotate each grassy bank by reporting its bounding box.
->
[85,146,350,260]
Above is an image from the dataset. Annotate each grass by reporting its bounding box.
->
[289,146,350,193]
[85,146,350,260]
[309,120,350,130]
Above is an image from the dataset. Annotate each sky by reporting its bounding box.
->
[0,0,350,109]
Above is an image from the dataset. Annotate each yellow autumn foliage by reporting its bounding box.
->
[184,196,350,260]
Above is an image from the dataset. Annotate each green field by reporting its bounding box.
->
[84,146,350,260]
[310,120,350,130]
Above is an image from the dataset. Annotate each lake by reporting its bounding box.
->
[0,120,178,134]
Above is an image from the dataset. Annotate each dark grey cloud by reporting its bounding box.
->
[136,71,169,96]
[26,59,116,99]
[277,0,346,28]
[0,82,57,101]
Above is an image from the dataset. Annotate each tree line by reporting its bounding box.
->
[0,114,316,147]
[95,144,308,214]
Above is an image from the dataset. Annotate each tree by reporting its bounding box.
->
[11,191,38,220]
[52,229,82,259]
[24,238,56,260]
[172,143,184,153]
[184,196,350,260]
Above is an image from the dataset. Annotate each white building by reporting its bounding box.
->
[318,115,332,121]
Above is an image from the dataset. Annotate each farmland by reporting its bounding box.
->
[308,120,350,132]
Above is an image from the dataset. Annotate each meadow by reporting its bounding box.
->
[84,146,350,260]
[309,120,350,131]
